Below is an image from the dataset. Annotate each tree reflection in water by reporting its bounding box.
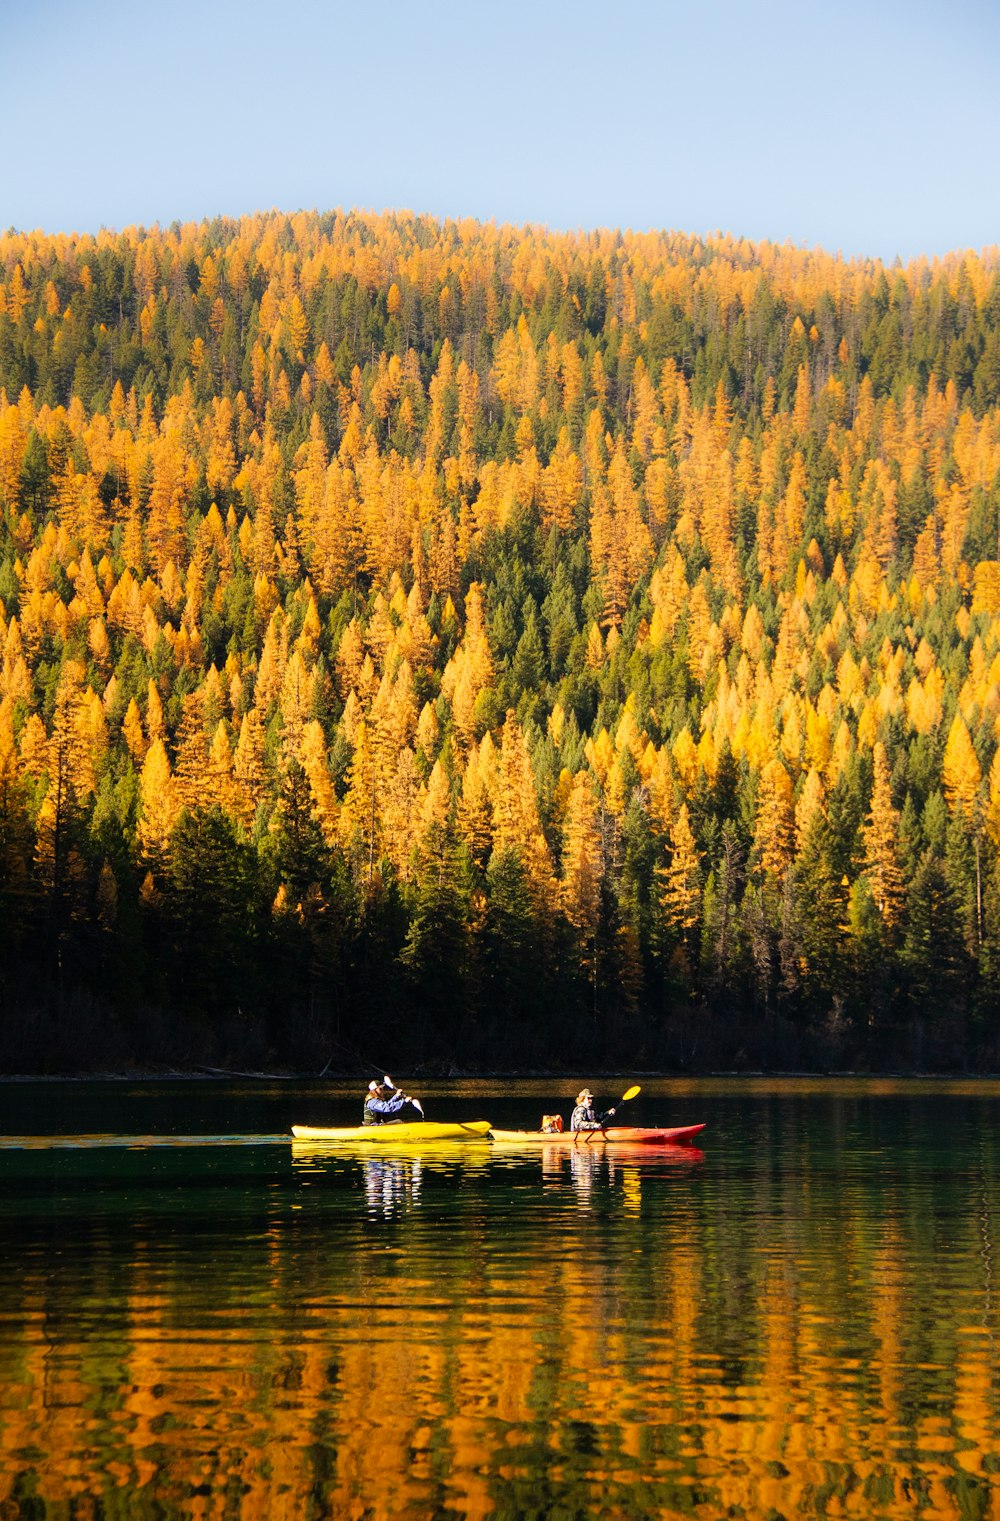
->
[1,1088,998,1520]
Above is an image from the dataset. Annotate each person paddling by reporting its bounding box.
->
[362,1076,424,1126]
[570,1087,617,1133]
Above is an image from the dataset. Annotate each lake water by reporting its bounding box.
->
[0,1077,998,1519]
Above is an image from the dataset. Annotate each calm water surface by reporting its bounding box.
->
[1,1077,998,1519]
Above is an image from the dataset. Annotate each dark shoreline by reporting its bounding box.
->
[2,1067,999,1082]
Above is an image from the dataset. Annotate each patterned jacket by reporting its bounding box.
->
[570,1101,612,1132]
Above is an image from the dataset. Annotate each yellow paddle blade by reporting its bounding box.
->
[621,1084,641,1103]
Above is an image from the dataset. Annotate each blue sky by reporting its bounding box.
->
[3,0,998,263]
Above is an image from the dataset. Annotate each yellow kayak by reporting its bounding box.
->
[290,1120,492,1143]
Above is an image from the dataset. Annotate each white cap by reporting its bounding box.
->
[368,1081,379,1092]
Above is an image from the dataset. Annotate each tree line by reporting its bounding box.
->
[1,211,1000,1071]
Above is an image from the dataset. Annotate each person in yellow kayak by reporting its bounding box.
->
[570,1087,617,1132]
[363,1076,424,1126]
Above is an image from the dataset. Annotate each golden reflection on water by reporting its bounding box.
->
[0,1119,998,1519]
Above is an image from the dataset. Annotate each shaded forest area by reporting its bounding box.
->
[2,211,1000,1072]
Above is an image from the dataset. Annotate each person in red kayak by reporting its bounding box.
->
[570,1088,617,1132]
[362,1076,424,1126]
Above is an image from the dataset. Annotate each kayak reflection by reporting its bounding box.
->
[291,1140,495,1167]
[542,1140,705,1208]
[289,1138,702,1221]
[290,1141,494,1218]
[364,1155,421,1219]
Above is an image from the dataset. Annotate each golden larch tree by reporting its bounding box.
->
[753,759,795,885]
[942,713,982,818]
[862,742,905,929]
[137,739,180,860]
[658,802,702,940]
[560,772,603,938]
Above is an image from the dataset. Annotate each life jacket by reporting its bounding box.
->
[570,1101,607,1131]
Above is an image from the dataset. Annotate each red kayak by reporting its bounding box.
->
[489,1123,705,1146]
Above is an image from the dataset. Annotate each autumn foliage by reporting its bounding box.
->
[1,210,1000,1069]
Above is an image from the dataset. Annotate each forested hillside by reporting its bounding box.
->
[1,211,1000,1071]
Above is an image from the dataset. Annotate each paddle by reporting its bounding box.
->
[579,1084,641,1143]
[385,1076,424,1118]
